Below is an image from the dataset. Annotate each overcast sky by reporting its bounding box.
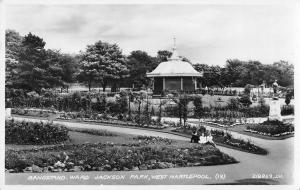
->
[5,4,295,65]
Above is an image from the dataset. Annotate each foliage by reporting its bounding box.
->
[5,139,237,172]
[193,95,203,117]
[193,59,293,88]
[5,30,79,92]
[227,98,240,110]
[285,89,293,105]
[125,50,158,90]
[69,128,117,136]
[5,30,23,88]
[5,119,69,145]
[281,105,294,115]
[77,40,128,92]
[246,120,294,136]
[156,50,172,62]
[239,95,252,107]
[175,126,267,155]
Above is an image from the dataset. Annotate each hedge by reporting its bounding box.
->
[5,120,70,145]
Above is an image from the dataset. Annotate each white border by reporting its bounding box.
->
[0,0,299,190]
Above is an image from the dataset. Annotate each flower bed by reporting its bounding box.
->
[172,127,267,155]
[5,119,70,145]
[12,108,166,129]
[69,128,117,137]
[210,129,267,155]
[245,120,294,137]
[5,138,238,173]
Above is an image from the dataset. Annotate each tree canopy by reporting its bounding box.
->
[77,40,128,91]
[5,29,294,93]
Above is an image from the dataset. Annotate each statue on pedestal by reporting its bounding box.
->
[272,79,279,100]
[269,79,282,121]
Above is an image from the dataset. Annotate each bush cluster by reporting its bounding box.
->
[173,126,267,155]
[6,89,127,116]
[281,105,294,116]
[5,120,70,145]
[69,128,117,137]
[210,129,267,154]
[246,120,294,136]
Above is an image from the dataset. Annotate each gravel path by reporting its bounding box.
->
[6,116,294,185]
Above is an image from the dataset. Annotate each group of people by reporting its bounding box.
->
[190,130,215,146]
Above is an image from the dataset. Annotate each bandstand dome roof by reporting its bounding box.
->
[146,42,203,77]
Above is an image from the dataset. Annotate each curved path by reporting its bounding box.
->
[6,116,294,185]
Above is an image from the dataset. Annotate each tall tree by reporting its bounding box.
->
[14,32,50,91]
[78,40,128,92]
[126,50,157,90]
[5,29,23,88]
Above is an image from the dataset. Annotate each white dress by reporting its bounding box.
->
[199,136,207,144]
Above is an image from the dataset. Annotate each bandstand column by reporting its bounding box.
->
[163,77,165,90]
[180,77,183,90]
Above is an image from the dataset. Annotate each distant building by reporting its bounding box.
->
[146,40,203,94]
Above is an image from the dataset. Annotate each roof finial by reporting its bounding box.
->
[169,36,180,61]
[173,37,176,51]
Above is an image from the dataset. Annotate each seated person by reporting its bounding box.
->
[199,133,207,144]
[191,131,199,143]
[205,132,216,147]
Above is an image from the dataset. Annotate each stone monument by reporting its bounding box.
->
[268,80,282,121]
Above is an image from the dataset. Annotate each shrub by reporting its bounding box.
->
[281,105,294,116]
[239,95,252,107]
[5,120,70,145]
[193,96,203,117]
[246,120,294,136]
[227,98,240,110]
[69,128,117,136]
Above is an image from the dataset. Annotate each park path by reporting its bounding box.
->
[6,116,294,185]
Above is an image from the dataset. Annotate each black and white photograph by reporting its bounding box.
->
[1,0,299,188]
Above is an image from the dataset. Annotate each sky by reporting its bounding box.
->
[5,4,295,66]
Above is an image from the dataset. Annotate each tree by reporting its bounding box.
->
[193,64,223,87]
[14,32,51,91]
[272,61,294,87]
[77,52,102,91]
[239,84,252,107]
[157,50,172,62]
[78,41,128,92]
[223,59,244,86]
[5,29,23,88]
[125,50,157,90]
[45,50,78,91]
[239,60,264,86]
[193,95,203,118]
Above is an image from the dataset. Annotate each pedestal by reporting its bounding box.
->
[268,100,282,121]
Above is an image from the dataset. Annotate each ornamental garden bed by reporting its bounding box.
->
[245,120,294,137]
[5,120,238,173]
[172,126,268,155]
[11,108,166,129]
